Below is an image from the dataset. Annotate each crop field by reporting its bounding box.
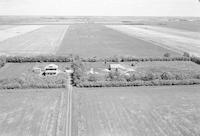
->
[106,25,200,57]
[0,62,71,79]
[72,86,200,136]
[0,25,68,56]
[57,24,178,58]
[0,89,66,136]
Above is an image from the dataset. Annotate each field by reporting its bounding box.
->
[0,18,199,57]
[57,24,178,58]
[72,86,200,136]
[0,25,68,56]
[106,25,200,57]
[0,89,66,136]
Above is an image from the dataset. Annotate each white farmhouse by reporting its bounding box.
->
[42,64,59,76]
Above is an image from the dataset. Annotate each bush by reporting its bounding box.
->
[161,72,175,80]
[191,57,200,65]
[164,53,171,58]
[0,56,6,68]
[87,74,98,82]
[71,56,86,86]
[106,69,126,81]
[141,72,156,81]
[183,52,190,58]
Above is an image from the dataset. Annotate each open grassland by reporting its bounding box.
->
[0,25,68,56]
[0,89,66,136]
[73,86,200,136]
[57,24,178,58]
[106,25,200,57]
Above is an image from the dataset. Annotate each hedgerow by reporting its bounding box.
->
[191,57,200,65]
[5,55,73,63]
[1,55,191,63]
[77,79,200,88]
[0,74,68,89]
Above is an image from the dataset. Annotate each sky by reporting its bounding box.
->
[0,0,200,16]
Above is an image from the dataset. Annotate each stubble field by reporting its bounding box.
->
[72,86,200,136]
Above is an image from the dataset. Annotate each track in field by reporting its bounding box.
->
[73,86,200,136]
[57,24,179,58]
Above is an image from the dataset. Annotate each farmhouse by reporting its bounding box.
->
[42,64,59,76]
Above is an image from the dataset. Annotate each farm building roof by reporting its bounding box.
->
[45,64,58,69]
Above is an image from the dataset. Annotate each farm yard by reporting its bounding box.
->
[0,62,71,79]
[57,24,179,58]
[106,25,200,57]
[0,25,68,56]
[72,86,200,136]
[0,89,67,136]
[80,60,200,83]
